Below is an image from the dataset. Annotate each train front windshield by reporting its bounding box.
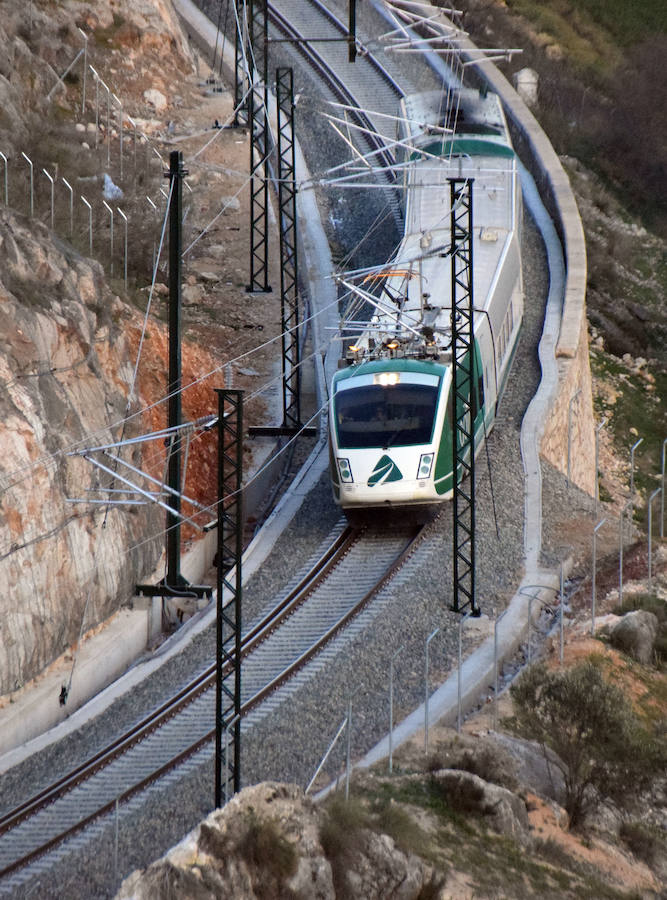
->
[334,374,440,450]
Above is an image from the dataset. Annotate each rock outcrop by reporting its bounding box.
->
[0,208,163,693]
[606,610,659,665]
[116,782,440,900]
[0,0,215,695]
[428,768,531,844]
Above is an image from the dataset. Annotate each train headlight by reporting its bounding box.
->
[337,458,353,483]
[417,453,434,479]
[374,372,399,386]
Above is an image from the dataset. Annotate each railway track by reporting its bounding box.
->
[0,6,421,890]
[0,2,558,895]
[0,520,424,889]
[269,0,404,158]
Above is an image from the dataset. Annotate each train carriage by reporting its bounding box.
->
[329,86,524,513]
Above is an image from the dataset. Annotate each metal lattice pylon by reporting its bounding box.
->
[233,0,250,123]
[215,389,244,807]
[276,67,301,428]
[450,178,478,615]
[247,0,270,292]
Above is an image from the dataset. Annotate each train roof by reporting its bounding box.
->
[333,357,447,387]
[400,87,512,151]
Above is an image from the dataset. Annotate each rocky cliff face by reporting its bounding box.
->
[0,207,164,694]
[0,0,218,694]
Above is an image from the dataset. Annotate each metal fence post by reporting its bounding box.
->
[493,609,507,730]
[619,500,631,608]
[592,518,607,635]
[389,645,403,774]
[117,207,128,287]
[595,418,607,519]
[21,152,33,217]
[113,92,123,179]
[62,178,73,235]
[630,437,643,503]
[559,563,565,665]
[648,488,661,592]
[42,168,55,229]
[345,697,353,801]
[80,195,92,255]
[78,27,88,116]
[424,629,439,755]
[661,438,666,539]
[567,389,581,485]
[457,611,471,733]
[103,200,114,276]
[90,65,100,149]
[0,151,7,205]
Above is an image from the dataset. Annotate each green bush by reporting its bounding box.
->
[429,772,491,817]
[509,659,666,828]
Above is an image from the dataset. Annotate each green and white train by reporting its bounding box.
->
[328,86,524,513]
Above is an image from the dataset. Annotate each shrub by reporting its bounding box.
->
[429,771,491,817]
[319,794,369,860]
[320,795,370,900]
[509,659,666,828]
[450,744,518,791]
[237,810,298,884]
[620,820,665,867]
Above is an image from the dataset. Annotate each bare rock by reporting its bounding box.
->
[182,283,204,305]
[116,781,441,900]
[116,783,335,900]
[490,732,566,805]
[513,68,538,107]
[143,88,168,112]
[0,207,161,693]
[430,769,531,843]
[608,610,659,664]
[342,831,429,899]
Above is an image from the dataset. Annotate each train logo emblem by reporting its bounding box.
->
[367,455,403,487]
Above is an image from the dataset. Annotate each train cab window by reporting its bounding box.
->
[334,374,440,449]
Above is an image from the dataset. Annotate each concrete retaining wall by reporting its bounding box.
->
[463,45,595,496]
[415,4,595,496]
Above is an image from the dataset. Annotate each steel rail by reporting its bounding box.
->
[0,0,422,884]
[267,0,403,178]
[0,523,424,880]
[0,525,356,837]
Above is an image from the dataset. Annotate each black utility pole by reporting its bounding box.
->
[137,150,211,603]
[167,149,185,586]
[214,388,244,807]
[348,0,357,62]
[450,178,479,616]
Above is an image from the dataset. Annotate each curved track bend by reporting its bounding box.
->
[0,521,423,885]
